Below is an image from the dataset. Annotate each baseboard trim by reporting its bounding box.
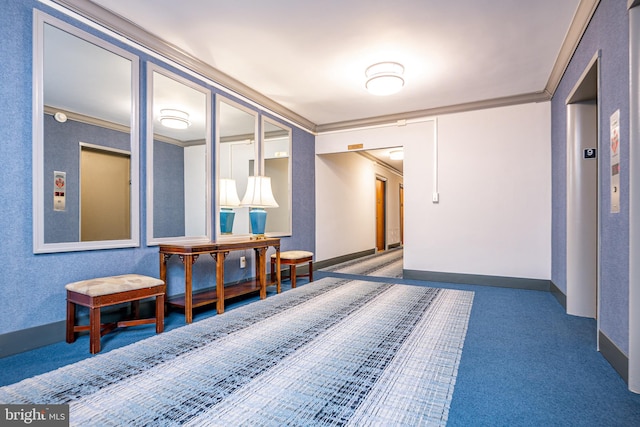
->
[550,281,567,309]
[0,304,149,358]
[599,330,629,384]
[403,269,552,291]
[0,321,66,358]
[314,249,376,271]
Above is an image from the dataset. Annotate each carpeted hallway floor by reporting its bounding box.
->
[1,249,640,425]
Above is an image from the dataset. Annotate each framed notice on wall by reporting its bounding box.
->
[53,171,66,211]
[610,110,620,214]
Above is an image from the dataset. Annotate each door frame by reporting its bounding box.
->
[565,51,601,326]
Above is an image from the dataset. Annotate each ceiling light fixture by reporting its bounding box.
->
[389,149,404,160]
[53,112,68,123]
[365,62,405,96]
[160,109,191,129]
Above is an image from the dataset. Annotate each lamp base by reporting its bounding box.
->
[220,209,235,234]
[249,208,267,236]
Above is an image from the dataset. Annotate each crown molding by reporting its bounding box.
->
[49,0,599,136]
[316,90,550,134]
[44,105,130,133]
[49,0,317,132]
[545,0,601,96]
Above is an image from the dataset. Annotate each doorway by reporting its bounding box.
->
[80,145,131,241]
[375,176,386,251]
[565,54,599,319]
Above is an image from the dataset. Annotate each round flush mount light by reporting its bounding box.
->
[365,62,405,96]
[160,109,191,129]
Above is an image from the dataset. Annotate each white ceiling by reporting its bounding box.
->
[86,0,583,128]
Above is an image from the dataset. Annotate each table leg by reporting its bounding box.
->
[159,253,170,316]
[275,246,281,294]
[180,254,194,324]
[254,247,266,299]
[159,252,167,284]
[216,251,227,314]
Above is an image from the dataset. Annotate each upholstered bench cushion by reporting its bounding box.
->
[65,274,164,297]
[272,250,313,260]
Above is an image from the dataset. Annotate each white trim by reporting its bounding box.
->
[145,63,213,246]
[215,95,260,240]
[628,2,640,394]
[262,115,293,237]
[32,10,140,253]
[79,141,130,156]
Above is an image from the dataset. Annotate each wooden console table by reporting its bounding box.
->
[159,238,280,323]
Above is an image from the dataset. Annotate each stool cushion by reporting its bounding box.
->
[65,274,164,297]
[272,250,313,260]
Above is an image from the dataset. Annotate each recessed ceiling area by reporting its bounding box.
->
[86,0,585,128]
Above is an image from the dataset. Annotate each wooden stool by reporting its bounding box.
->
[271,250,314,289]
[65,274,166,354]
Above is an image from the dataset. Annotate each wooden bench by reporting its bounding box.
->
[270,250,314,289]
[65,274,166,354]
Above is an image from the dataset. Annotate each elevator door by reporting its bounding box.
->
[566,101,598,318]
[80,146,131,241]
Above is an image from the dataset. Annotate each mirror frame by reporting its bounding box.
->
[32,11,140,253]
[146,64,212,245]
[261,115,292,237]
[215,94,259,240]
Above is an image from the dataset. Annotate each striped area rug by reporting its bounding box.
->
[0,276,473,426]
[321,248,404,278]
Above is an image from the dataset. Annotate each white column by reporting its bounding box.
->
[628,1,640,394]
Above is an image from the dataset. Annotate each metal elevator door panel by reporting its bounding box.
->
[566,101,598,318]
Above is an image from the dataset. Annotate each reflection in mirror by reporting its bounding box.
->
[262,117,292,236]
[147,66,211,244]
[216,96,258,238]
[33,12,140,253]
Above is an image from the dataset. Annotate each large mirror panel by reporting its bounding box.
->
[262,117,292,236]
[147,66,211,244]
[216,96,258,238]
[33,12,140,253]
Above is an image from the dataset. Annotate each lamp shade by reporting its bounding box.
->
[241,176,279,208]
[219,178,241,208]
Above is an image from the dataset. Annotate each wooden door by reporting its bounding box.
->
[375,177,386,251]
[80,146,131,241]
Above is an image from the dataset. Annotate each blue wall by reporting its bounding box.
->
[153,140,185,238]
[551,0,630,353]
[0,1,316,344]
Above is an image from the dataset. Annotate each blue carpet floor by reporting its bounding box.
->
[2,265,640,425]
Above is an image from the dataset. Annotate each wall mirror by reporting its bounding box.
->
[216,96,258,238]
[146,65,211,244]
[261,117,292,236]
[33,11,140,253]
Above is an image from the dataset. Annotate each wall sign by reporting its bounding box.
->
[610,109,620,213]
[53,171,66,211]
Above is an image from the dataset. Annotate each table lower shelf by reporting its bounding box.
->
[167,280,262,310]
